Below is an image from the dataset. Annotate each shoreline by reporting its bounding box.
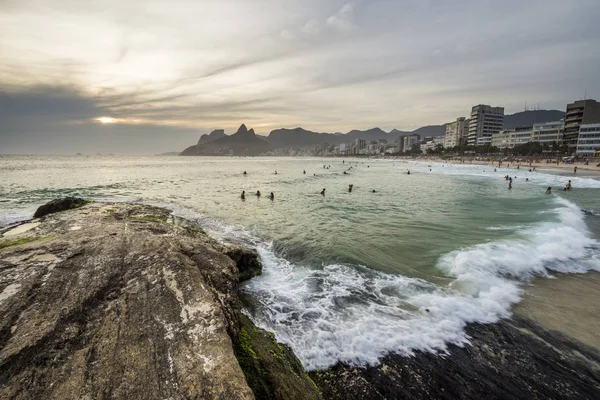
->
[1,199,599,399]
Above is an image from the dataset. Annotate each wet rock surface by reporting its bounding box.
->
[310,316,600,400]
[0,201,317,400]
[32,196,88,218]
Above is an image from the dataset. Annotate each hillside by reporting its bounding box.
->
[503,110,564,128]
[181,124,273,156]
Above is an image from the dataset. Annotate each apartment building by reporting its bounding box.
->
[467,105,504,146]
[564,99,600,153]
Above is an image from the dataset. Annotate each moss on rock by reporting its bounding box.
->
[234,315,322,400]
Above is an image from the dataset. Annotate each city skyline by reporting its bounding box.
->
[1,0,600,154]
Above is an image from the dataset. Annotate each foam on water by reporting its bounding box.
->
[243,196,600,371]
[405,161,600,189]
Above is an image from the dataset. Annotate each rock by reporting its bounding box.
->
[310,316,600,400]
[1,202,256,399]
[226,248,262,282]
[234,315,322,400]
[33,197,88,218]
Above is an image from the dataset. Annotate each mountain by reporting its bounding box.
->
[197,129,226,145]
[409,124,447,138]
[344,127,388,142]
[180,124,273,156]
[503,110,564,129]
[266,127,337,148]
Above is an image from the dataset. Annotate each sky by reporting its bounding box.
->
[1,0,600,154]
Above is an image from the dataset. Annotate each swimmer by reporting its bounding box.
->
[348,184,353,193]
[508,180,512,190]
[256,190,261,197]
[303,170,306,174]
[240,191,245,200]
[320,188,326,196]
[546,187,552,195]
[372,190,376,193]
[243,171,247,175]
[526,178,529,182]
[275,171,277,175]
[407,170,410,175]
[269,192,274,200]
[566,180,572,190]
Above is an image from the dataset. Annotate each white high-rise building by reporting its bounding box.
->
[467,105,504,146]
[444,117,469,148]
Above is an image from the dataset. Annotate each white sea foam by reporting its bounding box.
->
[242,197,600,370]
[410,162,600,189]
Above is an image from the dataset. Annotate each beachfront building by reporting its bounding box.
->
[467,105,504,146]
[491,120,565,150]
[531,121,564,146]
[564,99,600,154]
[444,117,469,148]
[403,134,420,152]
[576,123,600,156]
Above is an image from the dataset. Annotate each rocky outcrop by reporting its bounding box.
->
[198,129,226,145]
[311,316,600,400]
[0,200,318,400]
[32,196,88,218]
[180,124,273,156]
[226,248,262,282]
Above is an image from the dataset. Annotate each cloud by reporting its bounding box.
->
[326,3,355,32]
[1,0,600,154]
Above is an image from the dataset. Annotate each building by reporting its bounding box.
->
[531,121,563,146]
[576,123,600,156]
[355,138,367,153]
[444,117,469,148]
[491,120,564,150]
[467,105,504,146]
[403,134,420,152]
[564,99,600,153]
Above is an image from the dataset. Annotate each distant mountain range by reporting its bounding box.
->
[179,110,565,155]
[181,124,272,156]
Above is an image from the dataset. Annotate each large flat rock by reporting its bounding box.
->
[0,202,254,399]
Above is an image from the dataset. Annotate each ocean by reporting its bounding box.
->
[1,154,600,371]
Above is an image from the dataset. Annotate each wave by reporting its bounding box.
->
[242,197,600,371]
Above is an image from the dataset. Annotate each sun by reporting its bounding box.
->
[96,116,117,124]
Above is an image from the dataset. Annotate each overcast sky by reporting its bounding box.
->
[1,0,599,154]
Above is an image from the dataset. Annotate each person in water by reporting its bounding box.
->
[243,171,247,175]
[320,188,326,196]
[566,180,572,190]
[407,170,410,175]
[372,189,376,193]
[574,166,578,174]
[241,191,245,200]
[348,184,353,193]
[269,192,274,200]
[256,190,261,197]
[303,170,306,174]
[508,178,512,190]
[275,171,277,175]
[546,187,552,194]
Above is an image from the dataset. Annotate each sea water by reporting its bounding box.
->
[1,155,599,370]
